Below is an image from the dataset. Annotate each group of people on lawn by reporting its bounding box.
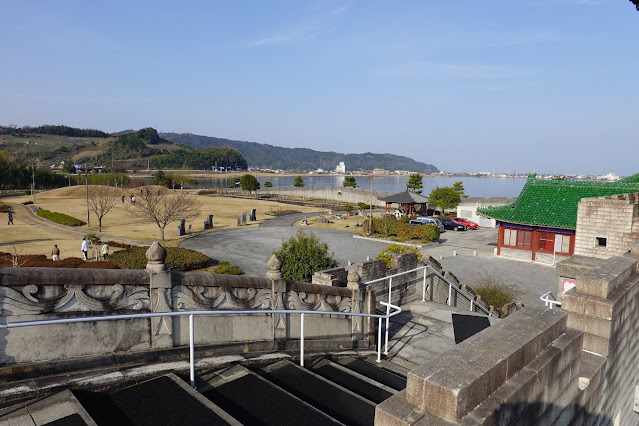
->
[50,238,109,261]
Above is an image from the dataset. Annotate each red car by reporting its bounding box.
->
[451,217,479,230]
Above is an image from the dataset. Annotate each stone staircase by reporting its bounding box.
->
[0,356,408,425]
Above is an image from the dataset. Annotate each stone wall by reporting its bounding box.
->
[376,250,639,425]
[0,244,374,367]
[574,193,639,259]
[260,186,388,207]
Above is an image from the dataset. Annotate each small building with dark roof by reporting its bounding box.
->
[477,173,639,264]
[378,190,430,216]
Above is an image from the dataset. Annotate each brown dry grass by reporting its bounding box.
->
[0,187,319,257]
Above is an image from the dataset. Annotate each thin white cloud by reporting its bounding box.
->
[239,3,350,48]
[242,31,318,47]
[378,62,530,81]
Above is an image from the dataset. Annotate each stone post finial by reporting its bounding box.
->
[146,241,167,273]
[267,254,282,280]
[347,269,360,286]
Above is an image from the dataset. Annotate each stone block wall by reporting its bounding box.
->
[376,252,639,425]
[574,193,639,260]
[312,267,347,287]
[561,255,639,425]
[376,306,585,425]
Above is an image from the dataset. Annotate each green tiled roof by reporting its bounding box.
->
[477,174,639,229]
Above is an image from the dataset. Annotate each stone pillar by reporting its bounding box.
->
[267,254,287,340]
[146,242,173,349]
[347,270,364,339]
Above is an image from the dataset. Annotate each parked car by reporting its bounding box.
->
[440,218,468,231]
[414,216,445,232]
[451,217,478,230]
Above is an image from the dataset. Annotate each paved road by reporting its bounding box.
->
[259,212,319,228]
[181,224,557,307]
[181,227,398,277]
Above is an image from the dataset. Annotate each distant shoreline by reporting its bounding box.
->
[129,171,527,180]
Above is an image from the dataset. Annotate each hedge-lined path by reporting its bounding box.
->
[0,201,148,260]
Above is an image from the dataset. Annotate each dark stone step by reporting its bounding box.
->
[310,360,394,404]
[202,371,339,426]
[43,413,88,426]
[74,375,230,426]
[259,361,375,426]
[337,357,407,391]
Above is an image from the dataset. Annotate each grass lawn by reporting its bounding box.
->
[0,186,319,258]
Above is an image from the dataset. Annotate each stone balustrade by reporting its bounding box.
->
[0,243,374,367]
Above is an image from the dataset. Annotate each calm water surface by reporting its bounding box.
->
[174,175,525,198]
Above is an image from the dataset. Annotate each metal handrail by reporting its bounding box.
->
[363,265,492,325]
[0,304,401,389]
[540,291,561,309]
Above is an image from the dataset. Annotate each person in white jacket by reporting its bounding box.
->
[81,238,89,260]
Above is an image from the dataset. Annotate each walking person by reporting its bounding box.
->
[101,242,109,261]
[7,211,13,225]
[52,244,60,261]
[81,238,89,260]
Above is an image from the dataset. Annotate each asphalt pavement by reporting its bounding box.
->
[180,224,557,308]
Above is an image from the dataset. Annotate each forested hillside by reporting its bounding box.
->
[161,133,439,173]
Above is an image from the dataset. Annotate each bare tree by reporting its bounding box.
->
[127,187,202,240]
[88,185,120,232]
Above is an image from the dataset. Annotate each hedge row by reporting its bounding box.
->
[364,217,440,242]
[109,247,208,271]
[0,254,117,269]
[36,209,85,226]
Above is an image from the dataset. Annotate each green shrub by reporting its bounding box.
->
[376,245,423,268]
[274,230,337,282]
[472,272,519,308]
[473,284,515,308]
[364,217,439,242]
[109,247,208,271]
[36,209,85,226]
[78,261,118,269]
[213,261,243,275]
[343,205,354,213]
[357,202,372,210]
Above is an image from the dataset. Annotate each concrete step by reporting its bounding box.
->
[309,358,396,404]
[201,365,341,426]
[74,373,236,426]
[0,389,96,426]
[335,356,407,391]
[363,355,411,377]
[257,360,376,425]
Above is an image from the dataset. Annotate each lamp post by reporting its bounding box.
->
[85,166,90,227]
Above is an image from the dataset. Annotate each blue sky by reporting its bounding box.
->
[2,1,638,176]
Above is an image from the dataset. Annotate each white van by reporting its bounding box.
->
[410,217,445,231]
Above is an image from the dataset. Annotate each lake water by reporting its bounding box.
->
[163,175,525,198]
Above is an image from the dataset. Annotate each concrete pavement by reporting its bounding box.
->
[180,224,557,307]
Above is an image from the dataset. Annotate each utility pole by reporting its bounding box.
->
[31,163,36,204]
[369,174,373,235]
[85,167,90,227]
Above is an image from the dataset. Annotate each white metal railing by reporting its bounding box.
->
[540,291,562,309]
[0,303,401,389]
[363,265,492,340]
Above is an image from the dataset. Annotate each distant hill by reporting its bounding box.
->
[160,133,439,173]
